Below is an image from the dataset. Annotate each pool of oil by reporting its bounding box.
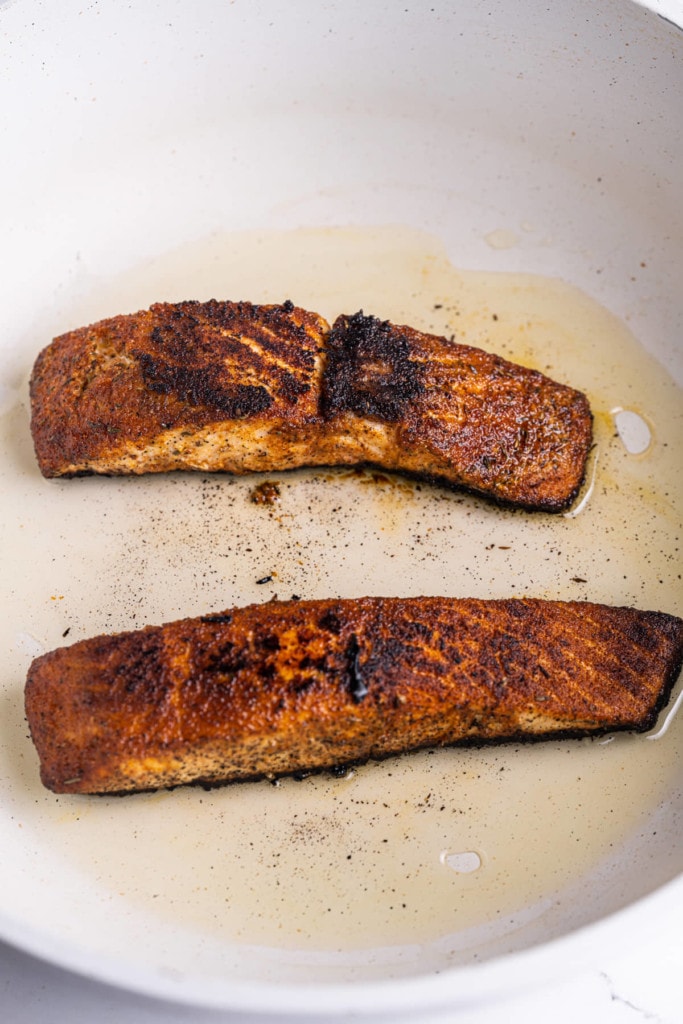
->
[1,225,681,963]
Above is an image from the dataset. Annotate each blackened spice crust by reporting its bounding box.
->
[24,596,683,795]
[29,298,593,511]
[138,351,273,418]
[322,311,426,420]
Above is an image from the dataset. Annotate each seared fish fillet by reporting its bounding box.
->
[30,300,592,511]
[25,597,682,795]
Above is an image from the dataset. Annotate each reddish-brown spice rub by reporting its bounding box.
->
[29,300,593,512]
[25,597,682,795]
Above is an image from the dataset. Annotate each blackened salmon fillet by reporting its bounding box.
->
[25,596,682,795]
[29,300,593,512]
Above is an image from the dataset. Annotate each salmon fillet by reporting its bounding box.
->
[25,597,682,795]
[29,300,593,512]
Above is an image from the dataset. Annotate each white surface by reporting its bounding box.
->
[0,0,681,1019]
[2,930,682,1023]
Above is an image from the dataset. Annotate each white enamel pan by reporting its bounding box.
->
[0,0,680,1016]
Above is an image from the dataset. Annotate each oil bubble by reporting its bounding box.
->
[613,409,651,455]
[440,850,482,874]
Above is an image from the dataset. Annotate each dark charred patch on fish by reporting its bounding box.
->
[318,610,342,634]
[402,618,434,640]
[258,634,281,653]
[113,633,168,699]
[258,661,277,682]
[137,351,273,418]
[150,300,316,369]
[322,311,426,421]
[204,642,248,677]
[293,677,316,695]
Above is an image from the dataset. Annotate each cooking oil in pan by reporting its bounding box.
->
[12,224,682,963]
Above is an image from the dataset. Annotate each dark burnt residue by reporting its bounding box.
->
[250,480,281,505]
[322,311,426,421]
